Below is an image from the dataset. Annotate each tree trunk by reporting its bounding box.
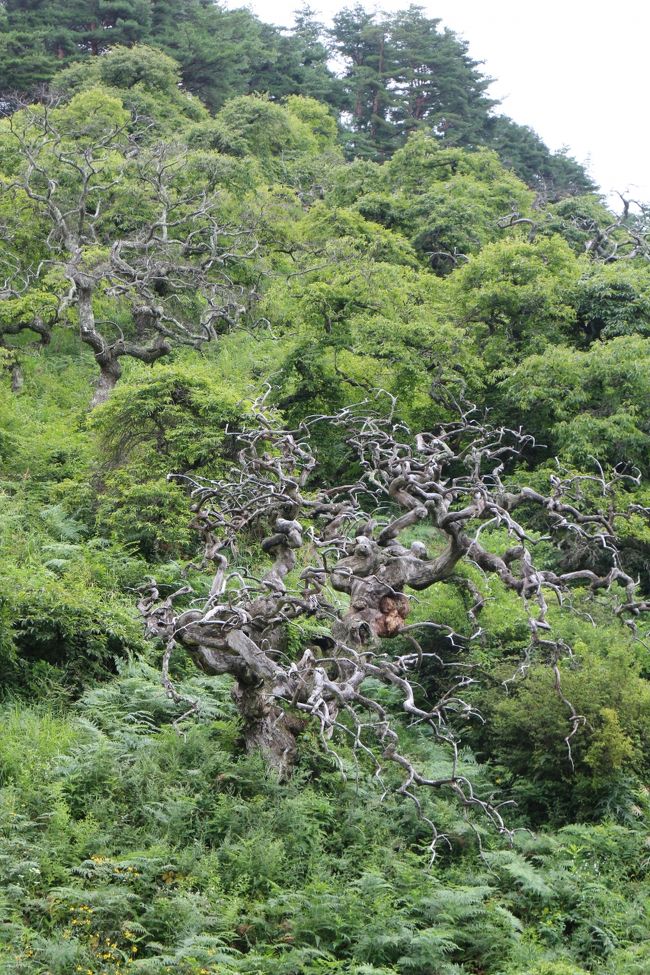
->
[77,285,123,407]
[231,681,306,780]
[91,359,122,407]
[10,361,23,392]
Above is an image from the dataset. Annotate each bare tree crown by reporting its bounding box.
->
[139,394,649,851]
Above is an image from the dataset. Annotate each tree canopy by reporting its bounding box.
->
[0,0,594,198]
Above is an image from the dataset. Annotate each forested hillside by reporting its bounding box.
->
[1,5,649,975]
[0,1,594,198]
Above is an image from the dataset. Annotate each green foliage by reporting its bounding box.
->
[331,4,496,160]
[500,335,650,471]
[0,668,648,974]
[543,194,620,252]
[93,474,194,561]
[470,638,650,825]
[89,361,249,475]
[2,574,144,690]
[0,0,152,92]
[213,94,334,177]
[349,134,536,272]
[0,0,592,193]
[0,20,649,975]
[0,0,340,115]
[573,266,650,341]
[485,115,596,200]
[86,361,253,558]
[52,44,207,135]
[442,235,581,368]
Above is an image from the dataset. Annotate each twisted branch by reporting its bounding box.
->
[138,393,649,850]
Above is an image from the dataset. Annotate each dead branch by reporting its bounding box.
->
[138,393,649,851]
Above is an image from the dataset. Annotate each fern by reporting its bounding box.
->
[39,504,86,543]
[483,850,554,900]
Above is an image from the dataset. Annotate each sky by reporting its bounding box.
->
[233,0,650,206]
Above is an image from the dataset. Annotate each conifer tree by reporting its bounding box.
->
[485,114,596,200]
[331,4,495,160]
[331,4,396,158]
[389,6,496,145]
[150,0,268,111]
[0,0,151,92]
[247,7,343,109]
[0,1,595,197]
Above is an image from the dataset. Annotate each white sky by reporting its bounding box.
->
[232,0,650,205]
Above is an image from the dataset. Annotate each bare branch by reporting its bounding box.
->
[139,394,649,848]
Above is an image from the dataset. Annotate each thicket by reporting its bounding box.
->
[0,9,649,975]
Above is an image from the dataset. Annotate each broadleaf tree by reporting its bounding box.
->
[0,89,259,403]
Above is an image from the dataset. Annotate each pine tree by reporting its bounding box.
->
[389,6,496,145]
[0,0,596,199]
[150,0,266,110]
[485,114,596,200]
[246,7,343,108]
[0,0,151,92]
[332,5,497,159]
[331,4,397,159]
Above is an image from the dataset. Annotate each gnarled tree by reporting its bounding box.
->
[139,394,649,846]
[0,93,258,404]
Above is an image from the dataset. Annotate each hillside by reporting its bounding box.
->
[0,7,649,975]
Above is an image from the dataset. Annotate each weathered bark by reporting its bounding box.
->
[78,285,172,407]
[91,358,122,407]
[232,680,306,778]
[138,398,650,847]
